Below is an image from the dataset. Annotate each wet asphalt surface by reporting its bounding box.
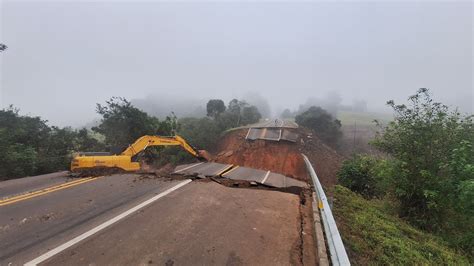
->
[44,182,302,266]
[0,173,182,265]
[0,173,306,265]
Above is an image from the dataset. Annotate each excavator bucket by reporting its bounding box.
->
[198,150,213,161]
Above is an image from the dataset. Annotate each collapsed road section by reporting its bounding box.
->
[214,120,344,188]
[0,118,347,265]
[172,162,308,188]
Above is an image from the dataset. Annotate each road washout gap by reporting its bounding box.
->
[213,128,344,189]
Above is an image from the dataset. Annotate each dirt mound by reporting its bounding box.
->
[298,128,344,189]
[214,128,344,188]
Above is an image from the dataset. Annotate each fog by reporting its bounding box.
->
[0,1,472,127]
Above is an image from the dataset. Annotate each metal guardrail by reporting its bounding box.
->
[302,154,351,266]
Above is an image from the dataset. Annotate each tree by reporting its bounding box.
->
[216,111,238,131]
[0,107,48,178]
[225,99,262,127]
[295,106,342,146]
[74,128,105,152]
[92,97,169,148]
[372,88,474,231]
[241,106,261,125]
[206,99,226,118]
[228,99,246,114]
[0,106,102,179]
[178,117,222,150]
[36,127,77,174]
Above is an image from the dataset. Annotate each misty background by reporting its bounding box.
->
[0,1,472,127]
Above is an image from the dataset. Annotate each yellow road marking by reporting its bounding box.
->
[0,177,101,206]
[219,165,239,176]
[0,177,92,202]
[0,177,86,202]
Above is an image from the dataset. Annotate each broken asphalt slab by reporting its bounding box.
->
[245,128,298,142]
[173,163,308,188]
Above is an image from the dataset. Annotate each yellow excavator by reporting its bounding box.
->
[71,135,209,175]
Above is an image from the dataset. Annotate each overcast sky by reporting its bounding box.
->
[0,1,472,126]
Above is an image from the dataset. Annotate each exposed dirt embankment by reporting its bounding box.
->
[298,128,344,189]
[214,128,344,188]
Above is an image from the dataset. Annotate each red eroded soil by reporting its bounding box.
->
[214,128,344,188]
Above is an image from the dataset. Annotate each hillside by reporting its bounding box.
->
[332,186,470,265]
[213,128,344,188]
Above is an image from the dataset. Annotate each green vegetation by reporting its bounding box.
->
[338,89,474,260]
[0,106,102,179]
[337,110,392,127]
[333,185,469,265]
[153,99,262,164]
[178,98,261,149]
[93,97,177,148]
[372,89,474,231]
[337,155,389,199]
[206,99,226,119]
[295,106,342,147]
[0,97,262,179]
[177,117,222,150]
[226,99,262,127]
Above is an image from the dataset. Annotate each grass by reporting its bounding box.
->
[332,185,470,265]
[337,111,393,127]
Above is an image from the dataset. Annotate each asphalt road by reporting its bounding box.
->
[249,119,299,129]
[44,181,303,265]
[0,173,183,265]
[0,174,312,265]
[0,172,70,199]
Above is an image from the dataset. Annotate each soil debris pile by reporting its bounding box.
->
[298,128,344,188]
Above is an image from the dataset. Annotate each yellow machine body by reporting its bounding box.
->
[70,135,205,173]
[71,155,140,172]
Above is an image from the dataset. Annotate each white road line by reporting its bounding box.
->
[261,171,271,184]
[173,162,204,174]
[25,179,192,266]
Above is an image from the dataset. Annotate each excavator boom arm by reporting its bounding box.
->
[121,135,199,157]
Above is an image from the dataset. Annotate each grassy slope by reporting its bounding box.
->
[337,111,393,127]
[332,186,469,265]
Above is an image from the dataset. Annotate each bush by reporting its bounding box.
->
[366,88,474,258]
[338,155,385,199]
[373,88,474,231]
